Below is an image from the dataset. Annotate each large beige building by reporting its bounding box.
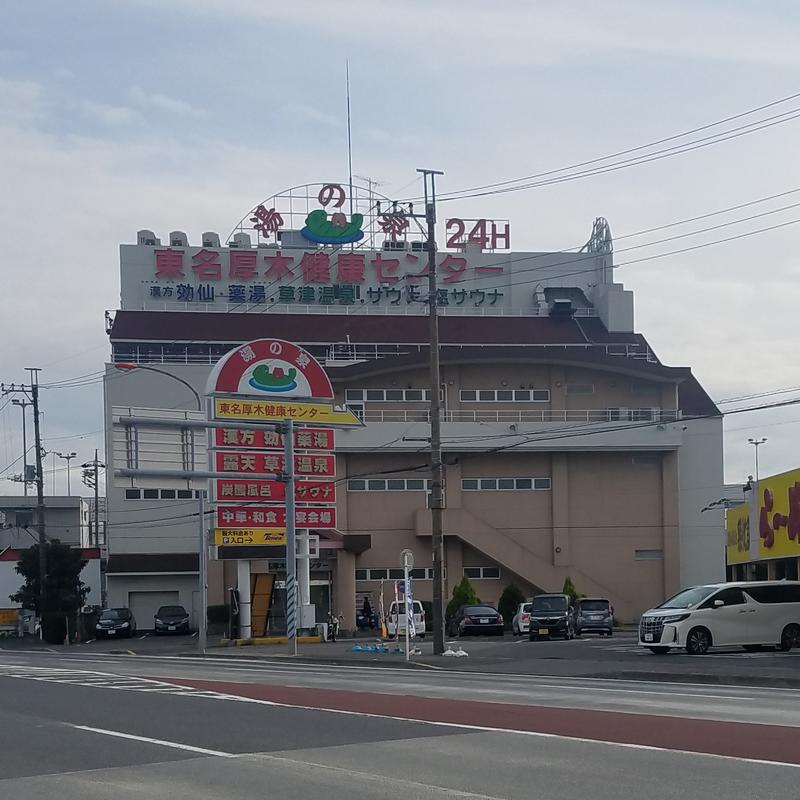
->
[103,199,725,629]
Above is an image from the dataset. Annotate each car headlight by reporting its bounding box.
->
[120,622,129,628]
[659,613,690,624]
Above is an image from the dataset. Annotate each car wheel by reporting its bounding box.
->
[685,627,712,655]
[512,624,518,637]
[649,646,670,654]
[528,633,537,642]
[778,623,800,652]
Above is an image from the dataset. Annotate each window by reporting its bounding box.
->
[177,489,193,499]
[195,490,207,498]
[355,569,368,581]
[346,388,431,402]
[357,567,436,581]
[406,479,426,490]
[388,569,404,580]
[125,489,141,500]
[387,479,405,490]
[345,389,364,401]
[463,566,501,579]
[160,489,176,499]
[347,479,366,491]
[405,389,424,401]
[143,489,159,500]
[461,477,551,491]
[634,549,663,560]
[367,479,386,490]
[366,390,384,401]
[368,569,388,580]
[410,568,427,579]
[745,584,800,603]
[348,478,431,492]
[702,588,745,607]
[461,389,550,402]
[566,384,594,395]
[385,389,404,401]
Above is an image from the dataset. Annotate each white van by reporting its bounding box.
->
[386,600,426,639]
[639,580,800,655]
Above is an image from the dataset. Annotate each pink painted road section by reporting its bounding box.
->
[166,677,800,765]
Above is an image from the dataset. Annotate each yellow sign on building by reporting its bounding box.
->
[725,504,751,566]
[212,529,287,546]
[214,398,361,426]
[754,467,800,560]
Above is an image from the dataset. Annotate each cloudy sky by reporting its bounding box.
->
[1,0,799,495]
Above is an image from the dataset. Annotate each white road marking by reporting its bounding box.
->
[70,724,235,757]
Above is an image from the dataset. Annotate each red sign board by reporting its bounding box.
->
[214,451,335,477]
[215,426,333,451]
[216,505,336,529]
[215,478,335,504]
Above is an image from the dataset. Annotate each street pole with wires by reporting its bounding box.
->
[28,369,47,625]
[417,168,445,656]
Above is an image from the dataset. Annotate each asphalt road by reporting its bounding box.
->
[1,649,799,799]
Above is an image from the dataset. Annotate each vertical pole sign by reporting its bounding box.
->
[205,339,361,653]
[401,548,415,662]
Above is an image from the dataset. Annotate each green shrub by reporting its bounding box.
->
[446,576,480,619]
[562,576,585,602]
[498,584,525,626]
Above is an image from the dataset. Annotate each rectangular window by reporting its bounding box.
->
[478,390,495,401]
[497,478,515,490]
[514,390,531,401]
[125,489,141,500]
[480,479,497,490]
[481,566,500,579]
[195,489,208,498]
[143,489,159,499]
[496,390,514,401]
[177,489,193,499]
[410,568,427,579]
[387,479,405,490]
[515,478,532,490]
[388,569,404,580]
[406,479,426,491]
[367,479,386,491]
[368,569,388,580]
[345,389,364,401]
[385,389,404,401]
[462,477,550,491]
[347,479,366,491]
[366,390,384,401]
[566,384,594,395]
[635,549,663,560]
[160,489,176,499]
[532,389,550,402]
[355,569,368,581]
[460,390,477,401]
[463,567,481,579]
[533,478,552,490]
[461,479,479,490]
[405,389,424,401]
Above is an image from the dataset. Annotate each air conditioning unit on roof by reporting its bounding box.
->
[383,240,407,251]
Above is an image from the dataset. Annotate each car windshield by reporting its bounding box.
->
[532,596,567,611]
[521,603,532,613]
[99,609,128,621]
[578,600,610,612]
[157,606,187,616]
[658,586,718,609]
[464,606,498,615]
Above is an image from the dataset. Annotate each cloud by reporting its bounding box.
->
[80,100,139,126]
[129,85,207,117]
[0,77,47,124]
[283,103,343,129]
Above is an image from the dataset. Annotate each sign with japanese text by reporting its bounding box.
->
[215,478,336,504]
[216,506,336,529]
[215,426,334,451]
[213,529,287,546]
[213,398,361,426]
[725,504,751,566]
[214,451,335,477]
[754,467,800,560]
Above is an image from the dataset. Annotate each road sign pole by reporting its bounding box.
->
[198,489,207,653]
[283,420,297,655]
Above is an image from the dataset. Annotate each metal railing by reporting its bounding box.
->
[357,408,680,424]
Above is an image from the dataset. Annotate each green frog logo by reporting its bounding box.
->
[301,183,364,244]
[248,364,298,393]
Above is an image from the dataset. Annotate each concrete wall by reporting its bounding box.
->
[105,573,199,628]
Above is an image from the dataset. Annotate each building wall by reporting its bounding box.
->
[105,573,199,628]
[0,497,87,547]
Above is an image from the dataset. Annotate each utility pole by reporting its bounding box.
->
[82,450,106,546]
[28,369,47,621]
[417,168,445,656]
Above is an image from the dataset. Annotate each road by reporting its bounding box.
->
[1,649,798,799]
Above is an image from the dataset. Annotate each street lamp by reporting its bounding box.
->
[11,398,32,496]
[55,452,78,495]
[113,363,202,411]
[113,361,207,652]
[748,437,767,485]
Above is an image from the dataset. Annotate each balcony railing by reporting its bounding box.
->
[356,408,680,424]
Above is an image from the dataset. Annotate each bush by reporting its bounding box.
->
[562,576,584,603]
[207,604,229,624]
[498,584,525,626]
[41,613,67,644]
[446,576,480,620]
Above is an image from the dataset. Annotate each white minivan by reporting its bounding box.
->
[639,581,800,655]
[386,600,426,639]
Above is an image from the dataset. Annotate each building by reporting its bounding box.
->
[0,496,89,550]
[726,467,800,582]
[102,183,725,629]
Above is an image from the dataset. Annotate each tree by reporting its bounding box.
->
[10,542,89,621]
[446,576,480,619]
[562,576,584,602]
[498,583,525,626]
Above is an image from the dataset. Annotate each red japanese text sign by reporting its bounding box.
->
[215,478,336,504]
[216,506,336,529]
[215,426,333,451]
[206,338,333,399]
[214,451,335,477]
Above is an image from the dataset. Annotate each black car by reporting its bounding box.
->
[528,593,574,640]
[448,604,504,637]
[154,605,191,634]
[573,597,613,637]
[95,608,136,639]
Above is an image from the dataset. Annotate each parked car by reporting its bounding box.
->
[573,597,613,637]
[386,599,426,639]
[528,593,574,640]
[639,581,800,655]
[154,605,191,635]
[512,602,532,636]
[95,607,136,639]
[448,604,504,637]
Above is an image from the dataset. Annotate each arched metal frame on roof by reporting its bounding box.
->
[580,217,613,255]
[226,181,426,251]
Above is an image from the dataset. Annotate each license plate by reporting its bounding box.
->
[644,633,653,642]
[168,625,176,631]
[107,629,116,635]
[538,628,549,635]
[480,619,489,624]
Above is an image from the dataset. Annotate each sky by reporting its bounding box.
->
[1,0,799,496]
